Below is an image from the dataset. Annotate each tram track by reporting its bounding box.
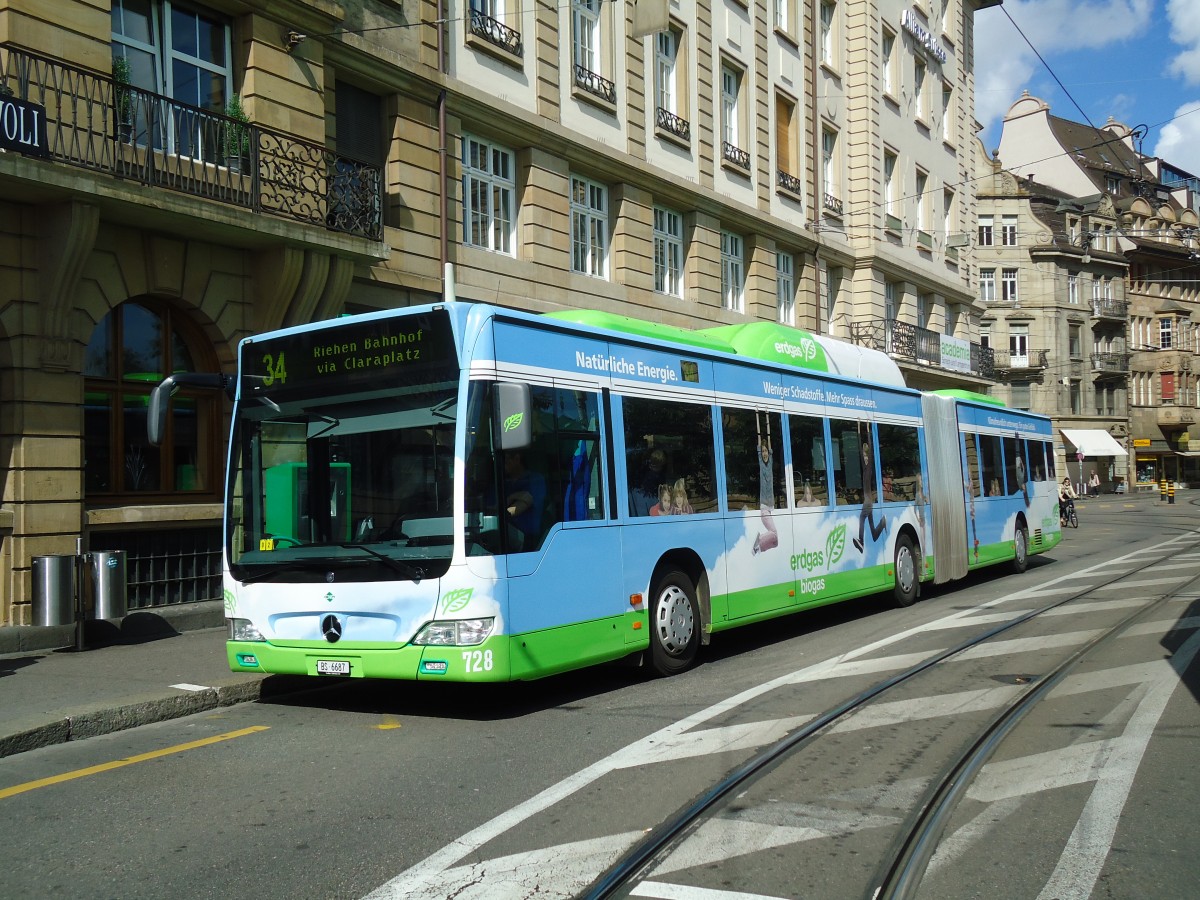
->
[585,530,1200,900]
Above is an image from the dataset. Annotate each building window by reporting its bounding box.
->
[882,27,897,96]
[112,0,233,159]
[979,268,996,303]
[777,252,795,325]
[1160,317,1174,349]
[1001,214,1018,246]
[1069,379,1081,414]
[570,174,608,277]
[825,266,842,333]
[943,188,956,244]
[915,168,930,244]
[1010,325,1029,366]
[916,292,928,329]
[883,149,899,222]
[572,0,613,101]
[980,322,991,350]
[1069,323,1082,359]
[885,281,898,350]
[822,126,841,212]
[946,304,959,337]
[469,0,523,55]
[653,205,683,297]
[721,230,745,312]
[84,300,219,497]
[1011,382,1031,410]
[914,59,927,121]
[654,26,689,139]
[775,0,795,36]
[462,135,516,255]
[1002,268,1019,303]
[776,93,802,195]
[1105,174,1120,196]
[942,82,953,141]
[820,1,837,67]
[1068,272,1079,304]
[720,62,747,167]
[978,215,993,246]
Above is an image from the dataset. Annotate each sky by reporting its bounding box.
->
[974,0,1200,176]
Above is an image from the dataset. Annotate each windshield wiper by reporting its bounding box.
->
[239,558,360,584]
[340,543,426,583]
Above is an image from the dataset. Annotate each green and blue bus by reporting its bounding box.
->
[150,302,1061,680]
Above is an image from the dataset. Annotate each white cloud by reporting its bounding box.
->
[975,0,1156,143]
[1152,101,1200,173]
[1167,0,1200,84]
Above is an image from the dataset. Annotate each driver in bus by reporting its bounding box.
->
[503,450,546,551]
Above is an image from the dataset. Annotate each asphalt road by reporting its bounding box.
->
[1,495,1196,900]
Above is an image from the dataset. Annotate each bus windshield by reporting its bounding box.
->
[228,384,458,583]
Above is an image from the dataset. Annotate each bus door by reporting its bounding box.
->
[720,406,793,618]
[788,411,833,605]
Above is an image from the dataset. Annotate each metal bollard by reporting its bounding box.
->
[1168,482,1176,505]
[1160,479,1168,502]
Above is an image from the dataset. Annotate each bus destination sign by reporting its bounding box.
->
[243,311,456,397]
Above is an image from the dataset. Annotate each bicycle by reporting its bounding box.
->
[1060,501,1078,528]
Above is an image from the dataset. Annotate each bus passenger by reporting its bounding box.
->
[630,448,667,516]
[503,450,546,551]
[649,484,673,516]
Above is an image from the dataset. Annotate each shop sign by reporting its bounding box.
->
[901,9,949,65]
[1132,438,1151,447]
[0,94,49,157]
[939,334,971,373]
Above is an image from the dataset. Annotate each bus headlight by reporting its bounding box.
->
[412,618,495,646]
[228,618,265,641]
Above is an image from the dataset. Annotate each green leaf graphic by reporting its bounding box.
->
[441,587,474,614]
[503,412,524,432]
[826,524,846,570]
[223,588,236,615]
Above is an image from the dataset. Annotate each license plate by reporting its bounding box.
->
[316,660,350,676]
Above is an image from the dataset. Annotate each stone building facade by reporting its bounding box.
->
[0,0,997,628]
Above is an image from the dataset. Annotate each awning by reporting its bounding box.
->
[1060,429,1128,457]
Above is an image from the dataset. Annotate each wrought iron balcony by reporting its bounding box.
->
[991,349,1050,376]
[655,107,690,142]
[1090,299,1128,320]
[722,141,750,170]
[1091,352,1130,375]
[1,44,381,240]
[777,168,803,195]
[849,319,994,379]
[823,192,843,216]
[469,10,523,56]
[574,65,616,104]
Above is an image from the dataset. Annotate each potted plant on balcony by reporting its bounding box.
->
[223,93,251,172]
[112,55,134,141]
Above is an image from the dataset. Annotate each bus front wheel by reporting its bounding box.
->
[649,569,700,676]
[893,534,919,607]
[1012,523,1030,573]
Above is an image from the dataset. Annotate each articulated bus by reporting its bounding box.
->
[150,302,1061,681]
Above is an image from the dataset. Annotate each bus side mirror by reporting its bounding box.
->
[147,373,234,446]
[495,382,532,451]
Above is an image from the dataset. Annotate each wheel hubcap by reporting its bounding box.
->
[897,546,915,594]
[656,585,694,655]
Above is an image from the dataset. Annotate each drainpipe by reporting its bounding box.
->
[437,1,449,290]
[811,0,824,334]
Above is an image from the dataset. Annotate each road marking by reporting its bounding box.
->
[0,726,269,801]
[1090,577,1192,590]
[632,880,791,899]
[171,683,211,692]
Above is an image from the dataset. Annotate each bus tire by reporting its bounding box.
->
[1012,523,1030,573]
[893,534,919,607]
[649,568,700,676]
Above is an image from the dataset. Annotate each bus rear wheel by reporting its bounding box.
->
[1012,523,1030,573]
[649,568,700,676]
[893,534,919,607]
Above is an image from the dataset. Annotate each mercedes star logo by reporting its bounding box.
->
[321,614,343,643]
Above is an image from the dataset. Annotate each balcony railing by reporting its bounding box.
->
[1091,298,1128,320]
[849,319,994,379]
[469,10,523,56]
[0,43,382,240]
[992,349,1050,373]
[823,192,844,216]
[777,168,803,195]
[655,107,690,142]
[1091,352,1130,375]
[722,141,750,170]
[574,65,616,104]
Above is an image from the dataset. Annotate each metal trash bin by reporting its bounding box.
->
[32,555,77,626]
[90,550,128,619]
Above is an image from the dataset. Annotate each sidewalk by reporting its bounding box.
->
[0,601,301,760]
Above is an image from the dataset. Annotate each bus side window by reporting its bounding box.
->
[877,423,920,501]
[788,414,828,506]
[830,419,863,506]
[622,396,716,515]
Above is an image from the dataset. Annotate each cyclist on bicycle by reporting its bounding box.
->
[1058,477,1078,524]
